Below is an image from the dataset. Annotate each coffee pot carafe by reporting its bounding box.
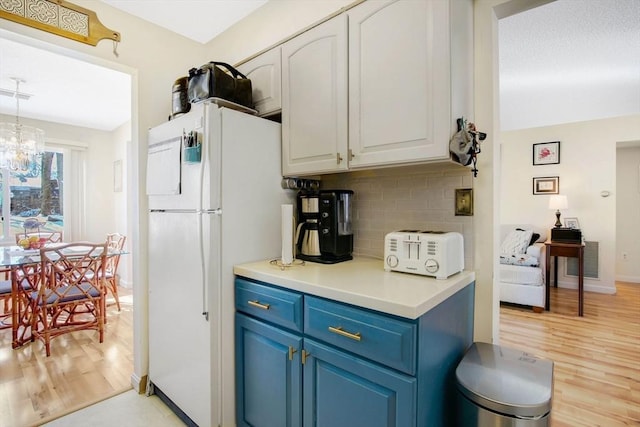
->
[296,220,321,257]
[295,192,322,258]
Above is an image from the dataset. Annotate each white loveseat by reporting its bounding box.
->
[498,224,547,312]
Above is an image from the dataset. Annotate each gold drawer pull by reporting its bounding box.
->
[328,326,361,341]
[248,300,270,310]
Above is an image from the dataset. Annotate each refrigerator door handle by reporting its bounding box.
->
[200,209,221,321]
[198,212,209,321]
[150,209,199,213]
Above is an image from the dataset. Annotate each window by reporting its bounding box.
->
[0,149,64,242]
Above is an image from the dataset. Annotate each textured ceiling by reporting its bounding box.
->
[499,0,640,130]
[0,0,638,132]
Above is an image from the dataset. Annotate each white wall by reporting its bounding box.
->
[474,0,506,343]
[112,120,132,288]
[616,145,640,283]
[501,114,640,293]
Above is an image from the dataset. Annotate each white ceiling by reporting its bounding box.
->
[0,0,638,132]
[0,36,132,131]
[101,0,268,44]
[499,0,640,130]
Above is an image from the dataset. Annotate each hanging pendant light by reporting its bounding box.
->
[0,78,45,171]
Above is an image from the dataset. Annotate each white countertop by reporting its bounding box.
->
[233,257,475,319]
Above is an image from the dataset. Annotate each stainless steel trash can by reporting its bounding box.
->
[455,342,554,427]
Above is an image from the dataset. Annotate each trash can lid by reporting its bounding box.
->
[456,342,554,418]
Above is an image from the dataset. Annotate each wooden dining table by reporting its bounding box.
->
[1,244,125,349]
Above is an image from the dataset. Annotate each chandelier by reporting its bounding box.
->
[0,78,45,171]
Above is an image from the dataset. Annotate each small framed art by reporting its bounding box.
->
[533,141,560,165]
[455,188,473,216]
[532,176,559,195]
[565,217,580,229]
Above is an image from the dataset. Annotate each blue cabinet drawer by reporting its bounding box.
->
[304,296,417,375]
[235,278,303,332]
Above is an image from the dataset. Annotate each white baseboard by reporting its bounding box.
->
[130,373,148,394]
[615,274,640,283]
[556,281,617,294]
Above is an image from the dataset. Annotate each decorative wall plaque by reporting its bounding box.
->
[0,0,120,46]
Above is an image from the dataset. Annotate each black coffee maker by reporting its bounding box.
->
[296,189,353,264]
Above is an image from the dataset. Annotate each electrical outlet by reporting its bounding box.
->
[622,252,628,261]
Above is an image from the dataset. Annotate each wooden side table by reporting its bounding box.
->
[545,240,585,316]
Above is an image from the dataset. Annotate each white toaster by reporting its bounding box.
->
[384,230,464,279]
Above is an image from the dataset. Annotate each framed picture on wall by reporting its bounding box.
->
[532,176,559,194]
[533,141,560,165]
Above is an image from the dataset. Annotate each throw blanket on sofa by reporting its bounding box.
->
[500,253,540,267]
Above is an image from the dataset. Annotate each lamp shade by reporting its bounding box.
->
[548,195,568,210]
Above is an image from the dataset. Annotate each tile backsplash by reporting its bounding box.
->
[320,163,474,269]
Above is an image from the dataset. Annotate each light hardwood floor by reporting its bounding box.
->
[1,283,638,427]
[500,281,640,427]
[0,288,133,427]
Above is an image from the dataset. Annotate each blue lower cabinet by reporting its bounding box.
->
[235,313,303,427]
[303,339,416,427]
[235,277,475,427]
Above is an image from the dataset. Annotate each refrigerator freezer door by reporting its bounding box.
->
[148,102,216,211]
[149,210,219,427]
[146,136,181,196]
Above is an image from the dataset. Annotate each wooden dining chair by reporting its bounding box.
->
[105,233,126,311]
[6,264,40,347]
[0,266,10,324]
[30,242,108,357]
[0,279,11,330]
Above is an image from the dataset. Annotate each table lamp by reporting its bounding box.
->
[548,195,568,228]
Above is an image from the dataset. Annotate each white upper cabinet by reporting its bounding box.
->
[281,14,348,176]
[237,47,282,117]
[348,0,471,168]
[280,0,472,176]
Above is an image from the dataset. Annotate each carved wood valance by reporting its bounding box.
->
[0,0,120,47]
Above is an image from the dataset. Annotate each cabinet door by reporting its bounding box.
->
[303,339,416,427]
[237,47,282,117]
[236,314,302,427]
[348,0,452,168]
[281,14,348,176]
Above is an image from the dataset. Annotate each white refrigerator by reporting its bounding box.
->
[147,101,292,427]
